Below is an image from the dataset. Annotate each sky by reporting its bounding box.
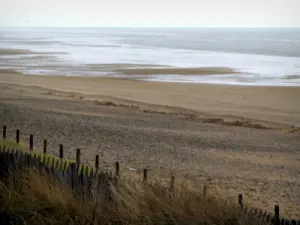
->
[1,0,300,28]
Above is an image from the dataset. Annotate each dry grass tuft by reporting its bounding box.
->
[0,168,266,225]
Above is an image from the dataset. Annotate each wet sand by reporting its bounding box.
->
[0,48,67,55]
[0,70,300,218]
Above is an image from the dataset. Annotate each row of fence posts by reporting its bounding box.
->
[2,125,300,224]
[238,190,299,225]
[2,125,152,182]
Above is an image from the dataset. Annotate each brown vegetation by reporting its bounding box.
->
[0,168,264,225]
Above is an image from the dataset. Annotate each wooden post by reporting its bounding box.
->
[43,140,47,154]
[38,155,42,171]
[59,144,63,159]
[16,129,20,143]
[95,154,99,171]
[203,184,207,199]
[3,125,6,139]
[238,194,243,209]
[274,205,280,225]
[143,169,148,182]
[62,160,67,171]
[29,134,33,150]
[170,175,175,192]
[115,161,120,177]
[258,209,262,218]
[76,149,81,165]
[70,162,77,191]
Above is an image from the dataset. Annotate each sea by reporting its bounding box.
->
[0,27,300,86]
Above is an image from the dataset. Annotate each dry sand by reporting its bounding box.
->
[0,70,299,218]
[1,70,300,127]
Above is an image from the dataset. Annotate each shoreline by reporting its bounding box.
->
[0,46,299,86]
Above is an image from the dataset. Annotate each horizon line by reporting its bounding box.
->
[1,26,300,29]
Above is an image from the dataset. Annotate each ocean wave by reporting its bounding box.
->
[56,42,133,48]
[283,75,300,80]
[114,67,239,76]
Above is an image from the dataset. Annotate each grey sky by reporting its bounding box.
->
[1,0,299,27]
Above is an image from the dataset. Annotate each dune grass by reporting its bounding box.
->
[0,168,265,225]
[0,139,266,225]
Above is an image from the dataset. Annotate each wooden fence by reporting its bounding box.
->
[1,125,300,225]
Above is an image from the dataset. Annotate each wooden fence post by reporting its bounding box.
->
[274,205,280,225]
[258,209,262,218]
[16,129,20,143]
[70,162,77,191]
[43,140,47,154]
[76,149,81,165]
[95,154,99,171]
[203,184,207,200]
[3,125,6,139]
[238,194,243,209]
[59,144,64,159]
[115,161,120,177]
[143,169,148,182]
[29,134,33,150]
[170,175,175,192]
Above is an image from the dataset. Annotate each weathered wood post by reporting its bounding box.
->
[70,162,77,191]
[203,184,208,200]
[95,154,99,171]
[3,125,6,139]
[76,149,81,165]
[143,169,148,182]
[274,205,280,225]
[59,144,64,159]
[43,140,47,154]
[16,129,20,143]
[170,175,175,192]
[238,194,243,209]
[258,209,262,218]
[29,134,33,150]
[115,161,120,177]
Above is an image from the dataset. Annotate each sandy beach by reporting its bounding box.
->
[0,70,300,218]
